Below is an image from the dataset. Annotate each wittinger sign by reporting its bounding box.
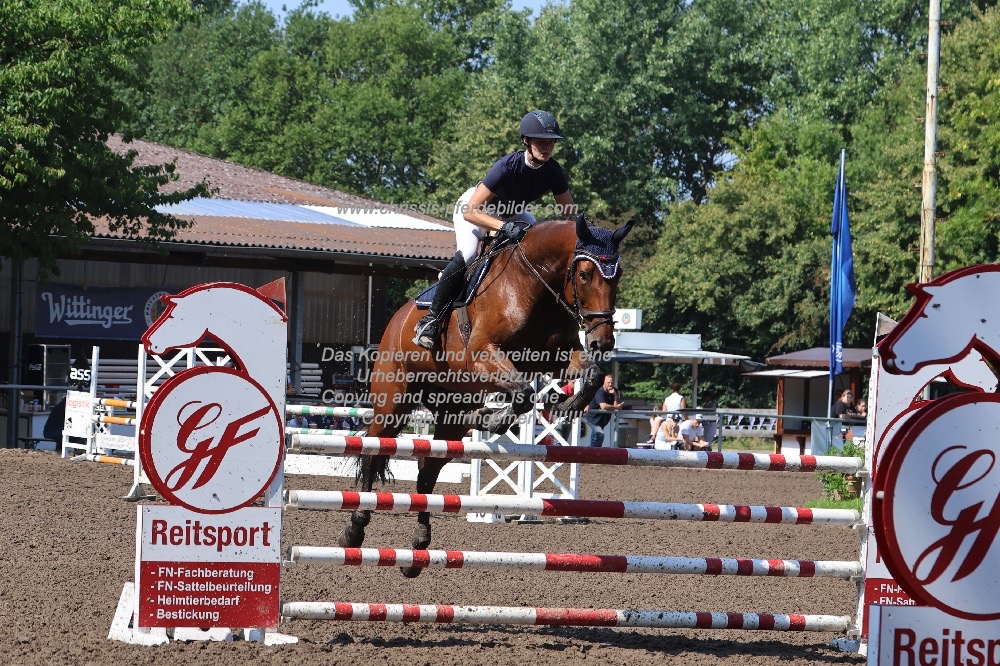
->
[134,281,288,629]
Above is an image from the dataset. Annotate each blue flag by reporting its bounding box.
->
[830,150,856,379]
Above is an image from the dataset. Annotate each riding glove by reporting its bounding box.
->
[500,220,531,243]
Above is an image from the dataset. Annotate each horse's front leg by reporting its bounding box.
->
[467,344,535,433]
[400,457,450,578]
[337,454,383,548]
[553,349,604,413]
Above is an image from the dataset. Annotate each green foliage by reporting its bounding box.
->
[80,0,1000,410]
[0,0,211,275]
[131,2,278,154]
[815,437,864,500]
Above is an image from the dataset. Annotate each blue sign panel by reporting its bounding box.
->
[35,284,173,340]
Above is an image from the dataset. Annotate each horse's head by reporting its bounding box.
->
[882,266,1000,374]
[570,214,634,352]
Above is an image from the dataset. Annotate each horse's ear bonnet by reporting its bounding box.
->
[574,214,633,278]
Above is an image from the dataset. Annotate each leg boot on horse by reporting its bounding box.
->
[413,251,466,349]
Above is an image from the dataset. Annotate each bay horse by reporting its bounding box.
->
[340,214,633,576]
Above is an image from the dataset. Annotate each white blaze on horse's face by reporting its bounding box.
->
[577,258,619,352]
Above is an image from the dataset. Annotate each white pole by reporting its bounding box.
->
[919,0,941,285]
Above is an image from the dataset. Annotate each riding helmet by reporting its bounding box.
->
[520,110,563,139]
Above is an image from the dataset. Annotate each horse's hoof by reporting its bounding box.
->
[399,566,423,579]
[413,524,431,550]
[337,525,364,548]
[485,413,516,435]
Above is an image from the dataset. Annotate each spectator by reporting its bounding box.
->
[43,396,67,443]
[287,414,310,429]
[553,379,578,443]
[647,382,686,444]
[585,374,623,447]
[316,414,342,431]
[832,389,860,419]
[855,398,868,419]
[699,390,719,446]
[652,415,682,450]
[679,414,711,452]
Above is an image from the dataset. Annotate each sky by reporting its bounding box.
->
[254,0,549,20]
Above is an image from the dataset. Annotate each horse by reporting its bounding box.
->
[141,281,288,399]
[339,214,633,576]
[881,265,1000,376]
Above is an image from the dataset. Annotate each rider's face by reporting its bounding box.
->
[527,138,556,162]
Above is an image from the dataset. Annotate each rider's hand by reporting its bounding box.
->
[500,220,531,243]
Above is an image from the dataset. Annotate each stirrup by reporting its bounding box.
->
[412,314,440,349]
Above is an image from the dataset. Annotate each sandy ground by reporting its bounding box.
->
[0,448,866,665]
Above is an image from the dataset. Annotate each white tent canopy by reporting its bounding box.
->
[603,332,751,406]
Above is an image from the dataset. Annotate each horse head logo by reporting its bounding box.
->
[881,265,1000,377]
[140,280,289,406]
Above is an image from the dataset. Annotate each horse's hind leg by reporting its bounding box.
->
[337,454,384,548]
[399,456,451,578]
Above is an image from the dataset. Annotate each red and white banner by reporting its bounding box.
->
[132,281,288,631]
[135,505,281,628]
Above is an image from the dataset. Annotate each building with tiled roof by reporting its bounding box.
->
[2,138,458,402]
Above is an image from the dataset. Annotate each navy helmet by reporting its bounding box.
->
[520,110,563,140]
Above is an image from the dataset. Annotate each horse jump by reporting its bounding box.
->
[277,432,866,641]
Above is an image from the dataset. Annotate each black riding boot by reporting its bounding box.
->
[413,252,466,349]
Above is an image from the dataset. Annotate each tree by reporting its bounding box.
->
[212,3,469,202]
[429,0,774,250]
[0,0,210,274]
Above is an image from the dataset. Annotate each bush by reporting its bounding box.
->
[816,437,864,500]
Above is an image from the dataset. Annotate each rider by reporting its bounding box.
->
[413,110,578,349]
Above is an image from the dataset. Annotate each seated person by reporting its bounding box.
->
[678,414,711,452]
[287,414,310,429]
[316,414,343,431]
[854,398,868,419]
[832,389,861,419]
[647,382,686,444]
[652,415,683,450]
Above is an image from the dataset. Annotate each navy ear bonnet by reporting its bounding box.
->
[575,225,621,278]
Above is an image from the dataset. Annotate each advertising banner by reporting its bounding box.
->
[868,605,1000,666]
[35,283,172,340]
[135,505,281,628]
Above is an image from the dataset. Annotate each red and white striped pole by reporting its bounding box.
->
[290,434,861,474]
[280,602,852,632]
[288,546,862,579]
[285,490,859,526]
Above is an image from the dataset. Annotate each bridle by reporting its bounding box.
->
[515,244,617,336]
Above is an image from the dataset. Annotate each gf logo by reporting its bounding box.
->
[874,393,1000,620]
[139,367,283,514]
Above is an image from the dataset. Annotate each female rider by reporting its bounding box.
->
[413,110,577,348]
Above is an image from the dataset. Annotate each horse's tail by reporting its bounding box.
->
[355,454,393,486]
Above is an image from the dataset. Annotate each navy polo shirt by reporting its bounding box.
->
[481,150,569,218]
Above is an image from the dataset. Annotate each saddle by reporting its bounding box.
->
[414,235,513,310]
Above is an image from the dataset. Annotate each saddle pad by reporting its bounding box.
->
[415,239,507,310]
